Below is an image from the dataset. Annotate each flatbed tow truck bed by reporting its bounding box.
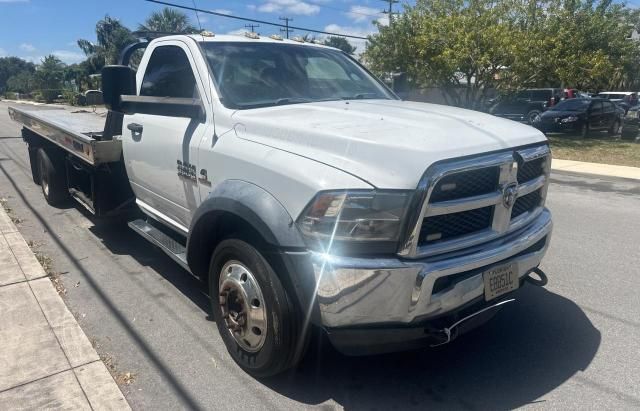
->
[8,106,121,166]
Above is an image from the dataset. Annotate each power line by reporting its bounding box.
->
[244,24,260,33]
[143,0,369,40]
[279,17,293,39]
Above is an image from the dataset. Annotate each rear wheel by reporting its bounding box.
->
[527,110,541,125]
[27,145,41,185]
[209,239,305,377]
[37,148,68,206]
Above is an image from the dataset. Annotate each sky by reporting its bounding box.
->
[0,0,413,64]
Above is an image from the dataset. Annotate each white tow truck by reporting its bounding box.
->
[9,32,553,377]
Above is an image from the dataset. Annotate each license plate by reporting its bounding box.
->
[483,263,518,301]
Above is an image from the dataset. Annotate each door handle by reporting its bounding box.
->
[127,123,143,133]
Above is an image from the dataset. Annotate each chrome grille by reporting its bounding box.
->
[399,145,551,258]
[420,206,494,244]
[430,167,499,202]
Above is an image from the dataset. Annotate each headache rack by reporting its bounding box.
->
[399,144,551,259]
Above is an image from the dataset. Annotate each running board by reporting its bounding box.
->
[128,219,190,272]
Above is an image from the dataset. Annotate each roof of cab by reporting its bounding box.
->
[150,33,339,51]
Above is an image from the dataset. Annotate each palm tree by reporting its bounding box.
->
[78,15,136,69]
[138,7,199,34]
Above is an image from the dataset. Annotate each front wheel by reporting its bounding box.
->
[209,239,305,377]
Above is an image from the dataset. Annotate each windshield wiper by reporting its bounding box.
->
[341,93,379,100]
[274,97,312,106]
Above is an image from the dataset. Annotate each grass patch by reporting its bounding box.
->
[548,134,640,167]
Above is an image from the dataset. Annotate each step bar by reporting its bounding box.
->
[128,219,190,272]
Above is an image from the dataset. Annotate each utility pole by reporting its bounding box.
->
[244,24,260,33]
[279,16,294,39]
[381,0,399,26]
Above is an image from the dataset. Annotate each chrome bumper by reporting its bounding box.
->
[311,209,552,328]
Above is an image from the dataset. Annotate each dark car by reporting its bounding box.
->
[535,98,623,137]
[489,88,563,124]
[621,105,640,141]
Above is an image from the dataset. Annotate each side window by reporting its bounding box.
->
[603,101,614,113]
[591,101,603,114]
[140,45,198,98]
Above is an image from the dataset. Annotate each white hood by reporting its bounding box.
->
[231,99,547,189]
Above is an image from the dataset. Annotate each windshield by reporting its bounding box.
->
[550,99,591,111]
[201,42,395,109]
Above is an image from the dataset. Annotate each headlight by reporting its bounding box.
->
[297,190,411,252]
[560,115,579,123]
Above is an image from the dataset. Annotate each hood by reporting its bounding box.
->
[231,99,547,189]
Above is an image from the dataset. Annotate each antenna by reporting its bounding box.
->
[192,0,203,32]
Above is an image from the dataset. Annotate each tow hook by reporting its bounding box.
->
[430,299,516,347]
[525,267,548,287]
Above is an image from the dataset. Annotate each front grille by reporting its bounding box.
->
[420,206,494,244]
[518,156,546,183]
[412,146,551,254]
[430,166,499,202]
[511,190,542,219]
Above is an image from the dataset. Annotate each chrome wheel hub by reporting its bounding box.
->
[218,261,267,352]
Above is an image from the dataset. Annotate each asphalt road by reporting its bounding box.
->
[1,101,639,410]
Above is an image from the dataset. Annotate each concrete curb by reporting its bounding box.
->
[552,158,640,181]
[0,206,130,410]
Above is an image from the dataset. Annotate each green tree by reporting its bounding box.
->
[6,71,35,94]
[324,36,357,55]
[138,7,199,34]
[0,57,36,94]
[35,55,65,103]
[78,15,136,71]
[364,0,640,108]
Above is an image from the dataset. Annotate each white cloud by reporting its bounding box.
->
[346,6,382,23]
[52,50,85,64]
[226,29,248,36]
[19,43,36,52]
[212,9,233,15]
[257,0,320,16]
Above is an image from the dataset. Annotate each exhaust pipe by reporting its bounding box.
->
[525,267,548,287]
[430,299,516,347]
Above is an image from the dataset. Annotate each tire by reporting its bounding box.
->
[527,110,541,125]
[27,145,41,185]
[608,119,621,136]
[209,239,304,377]
[37,148,68,206]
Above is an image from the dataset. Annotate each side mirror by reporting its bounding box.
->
[101,65,136,112]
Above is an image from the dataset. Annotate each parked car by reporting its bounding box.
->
[490,88,563,124]
[597,91,638,113]
[535,98,623,137]
[622,104,640,141]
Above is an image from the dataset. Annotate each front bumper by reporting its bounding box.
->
[302,209,551,348]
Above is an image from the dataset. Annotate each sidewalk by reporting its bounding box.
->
[552,158,640,181]
[0,207,129,410]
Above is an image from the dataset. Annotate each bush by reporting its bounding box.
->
[4,92,17,100]
[61,90,85,106]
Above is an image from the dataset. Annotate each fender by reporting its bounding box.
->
[186,179,308,278]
